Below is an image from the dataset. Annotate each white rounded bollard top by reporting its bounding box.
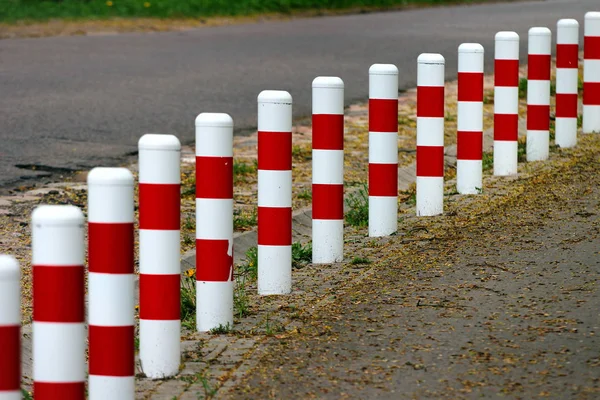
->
[586,11,600,20]
[87,167,133,186]
[138,134,181,151]
[557,18,579,28]
[529,27,551,36]
[312,76,344,88]
[32,204,84,227]
[0,255,19,280]
[459,43,484,53]
[418,53,445,65]
[368,64,398,75]
[257,90,292,104]
[195,113,233,128]
[495,31,519,41]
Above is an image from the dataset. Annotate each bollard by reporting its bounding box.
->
[195,113,234,331]
[368,64,399,236]
[457,43,484,194]
[87,168,135,399]
[493,31,520,176]
[257,90,293,295]
[0,255,20,400]
[556,19,580,148]
[527,27,552,161]
[32,205,85,399]
[138,134,181,379]
[583,12,600,133]
[416,54,445,216]
[312,77,345,263]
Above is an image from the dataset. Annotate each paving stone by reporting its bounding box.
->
[179,361,207,376]
[148,379,189,400]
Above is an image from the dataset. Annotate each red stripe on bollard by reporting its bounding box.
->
[494,59,520,87]
[88,325,135,376]
[196,239,234,282]
[312,184,344,219]
[0,325,20,390]
[195,157,234,199]
[34,382,86,400]
[416,146,445,177]
[556,44,579,68]
[457,131,483,160]
[139,183,181,230]
[556,93,579,118]
[583,82,600,105]
[527,54,552,80]
[139,274,181,320]
[257,131,292,170]
[88,223,134,274]
[494,114,519,141]
[585,36,600,59]
[368,163,398,196]
[312,114,344,150]
[257,207,292,245]
[369,99,399,132]
[457,73,484,101]
[33,266,85,323]
[527,105,551,130]
[416,86,445,117]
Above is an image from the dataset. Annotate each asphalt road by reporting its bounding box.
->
[0,0,596,188]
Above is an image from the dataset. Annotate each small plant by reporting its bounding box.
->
[191,371,217,399]
[292,242,312,269]
[399,182,417,206]
[233,209,257,231]
[482,151,494,172]
[297,188,312,200]
[181,267,196,331]
[475,187,483,194]
[292,145,312,161]
[550,80,556,96]
[233,160,257,183]
[518,78,527,99]
[238,246,258,281]
[264,313,284,336]
[182,235,194,247]
[350,257,371,265]
[210,323,232,335]
[578,114,583,128]
[182,215,195,231]
[345,184,369,227]
[444,113,456,122]
[483,90,494,105]
[22,389,33,400]
[517,140,527,162]
[233,246,258,319]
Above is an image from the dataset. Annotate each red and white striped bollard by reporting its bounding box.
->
[457,43,484,194]
[493,31,520,176]
[257,90,293,295]
[195,113,234,331]
[87,168,135,399]
[312,77,344,263]
[583,12,600,133]
[32,205,85,399]
[555,19,580,148]
[138,134,181,379]
[527,27,552,161]
[368,64,398,236]
[0,255,20,400]
[416,53,445,216]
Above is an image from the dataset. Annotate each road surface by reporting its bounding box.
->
[0,0,596,188]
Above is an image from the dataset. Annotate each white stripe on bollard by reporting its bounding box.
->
[195,113,234,331]
[555,19,580,148]
[257,90,293,295]
[32,205,86,398]
[457,43,484,194]
[312,76,344,263]
[138,134,181,379]
[583,12,600,133]
[368,64,399,236]
[416,53,445,216]
[87,168,135,399]
[493,31,520,176]
[0,255,21,400]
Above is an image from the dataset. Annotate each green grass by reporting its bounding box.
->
[292,242,312,268]
[482,151,493,172]
[181,267,196,330]
[345,184,369,227]
[1,0,500,24]
[233,209,257,231]
[350,256,371,265]
[518,78,527,99]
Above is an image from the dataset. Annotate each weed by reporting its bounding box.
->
[233,209,257,231]
[578,114,583,129]
[233,160,257,184]
[264,313,284,336]
[475,187,483,194]
[134,336,140,352]
[350,257,372,265]
[182,215,195,231]
[483,90,494,105]
[578,77,584,94]
[233,246,258,319]
[550,80,556,96]
[238,246,258,281]
[292,242,312,269]
[345,184,369,227]
[22,389,32,400]
[210,323,233,334]
[517,140,527,162]
[181,266,196,331]
[518,78,527,99]
[297,188,312,200]
[292,145,312,161]
[482,151,493,171]
[549,120,556,141]
[182,235,194,247]
[444,113,456,122]
[190,371,217,399]
[399,182,417,206]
